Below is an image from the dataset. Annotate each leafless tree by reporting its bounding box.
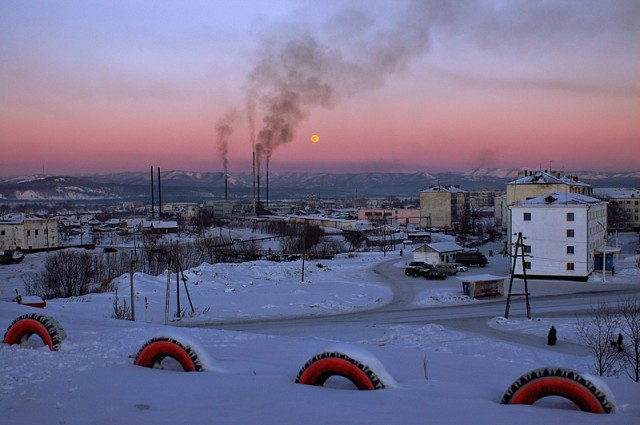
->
[618,297,640,382]
[575,303,621,376]
[24,250,95,298]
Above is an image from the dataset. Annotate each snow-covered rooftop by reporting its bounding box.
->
[592,188,640,199]
[508,171,591,187]
[420,185,467,194]
[512,192,604,207]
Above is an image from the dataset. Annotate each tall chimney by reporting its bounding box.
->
[252,151,256,212]
[150,165,155,219]
[266,162,269,207]
[257,173,261,210]
[157,167,162,217]
[225,173,228,201]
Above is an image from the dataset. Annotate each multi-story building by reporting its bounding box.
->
[592,188,640,232]
[419,185,469,229]
[509,192,609,281]
[503,170,593,252]
[358,208,420,226]
[0,215,59,252]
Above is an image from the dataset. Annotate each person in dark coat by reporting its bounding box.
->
[547,326,557,346]
[617,333,624,351]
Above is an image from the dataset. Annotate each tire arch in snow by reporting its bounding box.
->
[134,336,204,372]
[501,367,615,414]
[295,351,385,390]
[3,313,67,351]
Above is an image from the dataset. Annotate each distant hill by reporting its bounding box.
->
[0,169,638,203]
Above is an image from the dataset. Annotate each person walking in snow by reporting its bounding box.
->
[547,326,557,346]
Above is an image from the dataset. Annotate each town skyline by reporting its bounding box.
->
[1,1,639,177]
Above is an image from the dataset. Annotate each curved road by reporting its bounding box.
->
[182,257,640,354]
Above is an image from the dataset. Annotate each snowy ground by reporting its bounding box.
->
[1,233,640,424]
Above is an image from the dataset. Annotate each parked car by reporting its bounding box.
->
[435,264,458,276]
[453,263,468,272]
[455,251,488,267]
[404,261,434,277]
[421,269,447,280]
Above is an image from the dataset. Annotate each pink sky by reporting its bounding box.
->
[1,1,639,177]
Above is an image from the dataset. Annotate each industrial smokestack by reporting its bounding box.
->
[225,173,228,201]
[257,173,261,212]
[150,165,155,219]
[266,161,269,207]
[157,167,162,217]
[252,151,256,212]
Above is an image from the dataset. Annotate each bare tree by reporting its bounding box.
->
[618,297,640,382]
[24,250,95,298]
[575,303,621,376]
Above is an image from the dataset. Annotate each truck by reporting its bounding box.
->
[455,251,488,267]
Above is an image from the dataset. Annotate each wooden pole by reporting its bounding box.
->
[165,255,171,325]
[130,250,136,321]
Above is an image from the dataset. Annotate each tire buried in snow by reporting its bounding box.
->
[295,351,385,390]
[3,313,67,351]
[134,336,204,372]
[501,367,615,414]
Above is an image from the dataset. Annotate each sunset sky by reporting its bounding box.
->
[1,0,639,177]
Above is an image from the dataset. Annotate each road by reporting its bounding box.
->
[183,257,640,354]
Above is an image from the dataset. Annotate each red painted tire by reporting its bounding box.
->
[295,352,385,390]
[501,367,614,413]
[134,336,203,372]
[3,313,66,351]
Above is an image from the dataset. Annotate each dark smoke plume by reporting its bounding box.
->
[215,109,238,174]
[245,1,433,172]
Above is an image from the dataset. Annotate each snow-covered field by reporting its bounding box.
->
[1,234,640,424]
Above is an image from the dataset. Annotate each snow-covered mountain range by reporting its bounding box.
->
[0,169,638,202]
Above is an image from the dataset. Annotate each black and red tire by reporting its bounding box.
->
[3,313,67,351]
[134,336,203,372]
[501,367,614,414]
[295,351,385,390]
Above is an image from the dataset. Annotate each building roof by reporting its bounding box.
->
[508,171,591,187]
[420,185,467,194]
[456,274,507,282]
[512,192,605,207]
[592,188,640,199]
[414,241,464,253]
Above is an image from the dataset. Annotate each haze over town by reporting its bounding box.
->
[1,0,639,177]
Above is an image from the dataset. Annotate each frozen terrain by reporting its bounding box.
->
[1,234,640,424]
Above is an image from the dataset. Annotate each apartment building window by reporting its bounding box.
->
[523,212,531,221]
[27,230,31,237]
[567,246,575,254]
[566,229,575,238]
[0,230,4,236]
[523,245,532,254]
[566,212,574,222]
[566,263,575,271]
[35,229,39,236]
[524,261,531,269]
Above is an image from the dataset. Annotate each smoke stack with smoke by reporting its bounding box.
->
[244,2,432,172]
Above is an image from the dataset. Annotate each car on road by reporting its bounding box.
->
[421,269,447,280]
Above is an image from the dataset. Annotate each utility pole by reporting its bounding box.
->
[130,250,136,321]
[504,232,531,319]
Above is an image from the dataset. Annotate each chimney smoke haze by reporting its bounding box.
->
[216,0,435,174]
[215,109,239,175]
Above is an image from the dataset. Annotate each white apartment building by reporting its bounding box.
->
[0,215,59,252]
[509,193,607,281]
